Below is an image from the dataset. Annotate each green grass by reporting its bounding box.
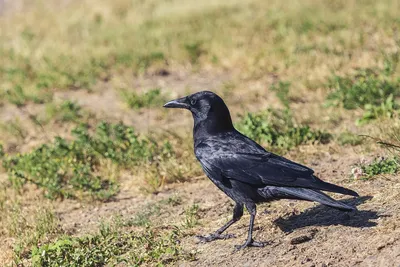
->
[44,100,83,123]
[6,206,63,264]
[360,157,399,178]
[1,0,399,106]
[183,204,200,229]
[337,131,363,146]
[326,66,400,124]
[1,122,160,200]
[121,88,167,109]
[270,81,291,108]
[1,121,200,199]
[236,108,331,152]
[31,222,195,266]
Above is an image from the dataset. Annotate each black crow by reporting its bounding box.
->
[163,91,358,249]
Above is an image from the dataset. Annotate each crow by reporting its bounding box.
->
[163,91,358,249]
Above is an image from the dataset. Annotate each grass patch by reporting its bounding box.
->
[236,108,331,152]
[31,221,195,266]
[43,100,83,123]
[270,81,291,108]
[359,157,399,179]
[121,88,167,109]
[326,67,400,124]
[337,131,363,146]
[1,122,160,200]
[1,122,200,199]
[1,0,399,105]
[183,204,200,229]
[0,201,63,264]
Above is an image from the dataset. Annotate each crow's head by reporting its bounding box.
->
[164,91,233,133]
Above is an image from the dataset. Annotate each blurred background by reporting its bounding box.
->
[0,0,399,266]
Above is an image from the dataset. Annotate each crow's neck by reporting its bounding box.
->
[193,115,234,144]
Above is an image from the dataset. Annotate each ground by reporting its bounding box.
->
[0,0,400,266]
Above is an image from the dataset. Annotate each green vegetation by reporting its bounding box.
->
[121,88,166,109]
[326,67,400,124]
[31,221,195,266]
[129,203,162,227]
[44,100,83,123]
[183,204,200,229]
[360,157,399,178]
[1,121,199,199]
[2,0,399,106]
[236,109,331,152]
[1,122,159,200]
[0,118,27,141]
[337,131,363,146]
[7,206,62,264]
[270,81,291,108]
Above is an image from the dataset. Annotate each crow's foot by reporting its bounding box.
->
[196,233,236,242]
[234,239,267,250]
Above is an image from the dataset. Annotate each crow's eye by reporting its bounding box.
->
[190,98,197,106]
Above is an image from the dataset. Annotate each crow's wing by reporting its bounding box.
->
[195,138,358,196]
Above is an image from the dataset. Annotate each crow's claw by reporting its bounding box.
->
[196,233,236,242]
[234,239,267,250]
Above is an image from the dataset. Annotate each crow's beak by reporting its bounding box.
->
[163,96,190,109]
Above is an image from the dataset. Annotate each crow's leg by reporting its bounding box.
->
[235,203,266,249]
[197,203,243,242]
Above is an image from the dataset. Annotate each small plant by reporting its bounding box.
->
[356,95,399,125]
[121,88,166,109]
[326,68,400,123]
[0,143,4,158]
[5,85,52,107]
[0,118,27,140]
[1,122,159,200]
[184,42,204,64]
[183,204,200,229]
[337,131,363,146]
[9,207,63,264]
[129,203,161,227]
[45,100,83,122]
[358,157,399,179]
[236,108,331,152]
[30,221,195,266]
[270,81,291,108]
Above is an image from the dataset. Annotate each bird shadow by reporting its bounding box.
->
[274,196,381,233]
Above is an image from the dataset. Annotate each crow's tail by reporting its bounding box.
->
[259,186,357,211]
[311,176,359,197]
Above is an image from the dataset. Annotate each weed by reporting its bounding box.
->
[0,144,4,158]
[356,95,399,125]
[183,204,200,229]
[129,203,161,227]
[326,68,400,124]
[1,122,159,200]
[337,131,363,146]
[5,85,52,107]
[236,108,331,152]
[0,118,27,140]
[44,100,83,123]
[121,88,166,109]
[30,221,195,266]
[359,157,399,179]
[6,206,63,264]
[270,81,291,108]
[184,42,205,64]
